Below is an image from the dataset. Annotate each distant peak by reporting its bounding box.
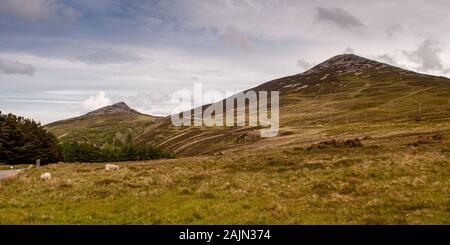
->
[111,101,130,109]
[326,53,370,64]
[84,101,141,116]
[303,53,391,75]
[331,53,360,59]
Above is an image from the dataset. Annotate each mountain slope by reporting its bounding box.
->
[135,54,450,155]
[46,102,160,145]
[46,54,450,155]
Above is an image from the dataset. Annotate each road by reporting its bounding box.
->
[0,170,21,180]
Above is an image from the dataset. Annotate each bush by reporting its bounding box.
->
[0,112,62,164]
[60,142,174,163]
[0,112,174,164]
[307,138,363,150]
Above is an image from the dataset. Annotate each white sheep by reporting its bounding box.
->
[40,172,51,181]
[105,164,120,171]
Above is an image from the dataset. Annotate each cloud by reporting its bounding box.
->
[4,0,450,123]
[403,37,445,72]
[77,49,142,65]
[296,59,315,71]
[221,27,254,52]
[0,58,34,75]
[386,24,403,38]
[0,0,79,21]
[376,54,399,66]
[315,6,365,31]
[342,47,355,54]
[81,91,111,111]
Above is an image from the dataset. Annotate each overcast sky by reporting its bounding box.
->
[1,0,450,124]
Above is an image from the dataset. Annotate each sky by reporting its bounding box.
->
[1,0,450,124]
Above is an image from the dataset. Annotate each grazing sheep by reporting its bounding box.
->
[105,164,120,171]
[40,172,51,181]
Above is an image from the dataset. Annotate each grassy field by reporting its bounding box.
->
[0,164,29,171]
[1,121,449,224]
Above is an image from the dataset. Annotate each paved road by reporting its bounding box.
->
[0,170,21,179]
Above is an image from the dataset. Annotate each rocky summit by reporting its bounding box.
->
[84,102,141,116]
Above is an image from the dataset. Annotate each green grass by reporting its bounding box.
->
[46,114,158,145]
[0,164,29,170]
[1,125,449,224]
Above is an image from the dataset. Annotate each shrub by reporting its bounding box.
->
[60,142,174,163]
[412,136,431,146]
[0,112,62,164]
[307,138,363,150]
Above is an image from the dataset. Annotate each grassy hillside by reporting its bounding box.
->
[0,121,449,224]
[135,55,450,156]
[44,55,450,157]
[46,114,159,145]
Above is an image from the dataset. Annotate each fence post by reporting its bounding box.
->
[36,159,40,169]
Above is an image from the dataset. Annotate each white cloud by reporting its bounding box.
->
[296,59,316,71]
[0,0,79,21]
[342,47,355,54]
[76,49,142,65]
[386,24,403,38]
[403,37,446,72]
[3,0,450,124]
[221,27,254,52]
[80,91,111,111]
[376,54,399,66]
[0,58,34,75]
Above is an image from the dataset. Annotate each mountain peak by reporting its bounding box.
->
[84,101,141,116]
[111,101,131,109]
[252,53,414,93]
[303,53,391,75]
